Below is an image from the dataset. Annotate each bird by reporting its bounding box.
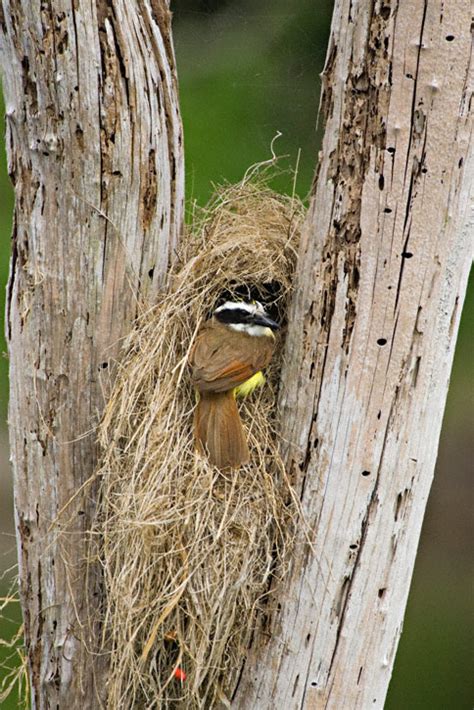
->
[189,300,279,469]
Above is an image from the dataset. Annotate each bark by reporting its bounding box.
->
[1,0,472,708]
[0,1,183,707]
[234,1,472,708]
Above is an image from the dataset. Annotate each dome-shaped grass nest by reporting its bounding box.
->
[96,178,304,708]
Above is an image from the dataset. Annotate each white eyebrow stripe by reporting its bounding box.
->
[214,301,255,314]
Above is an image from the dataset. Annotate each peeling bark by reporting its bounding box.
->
[234,1,472,708]
[0,1,183,707]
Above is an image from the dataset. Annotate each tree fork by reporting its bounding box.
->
[0,1,184,706]
[234,1,472,708]
[0,0,472,708]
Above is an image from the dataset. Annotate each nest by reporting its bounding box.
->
[96,177,304,708]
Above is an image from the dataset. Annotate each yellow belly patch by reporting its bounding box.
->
[234,371,266,398]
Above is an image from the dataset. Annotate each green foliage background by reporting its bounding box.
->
[0,1,472,707]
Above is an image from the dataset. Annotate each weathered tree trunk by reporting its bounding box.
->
[0,1,183,707]
[234,1,472,708]
[1,0,472,708]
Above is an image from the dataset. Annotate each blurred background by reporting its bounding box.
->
[0,1,472,707]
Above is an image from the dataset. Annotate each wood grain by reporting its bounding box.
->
[0,1,184,707]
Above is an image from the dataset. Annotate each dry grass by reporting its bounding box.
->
[95,176,304,708]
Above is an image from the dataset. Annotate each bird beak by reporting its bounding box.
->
[253,314,280,331]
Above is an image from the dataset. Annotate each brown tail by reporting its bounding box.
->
[194,390,249,469]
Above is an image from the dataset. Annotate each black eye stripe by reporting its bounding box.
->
[215,308,253,324]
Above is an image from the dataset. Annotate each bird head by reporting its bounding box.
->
[213,300,279,336]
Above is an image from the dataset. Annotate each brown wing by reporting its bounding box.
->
[190,321,274,393]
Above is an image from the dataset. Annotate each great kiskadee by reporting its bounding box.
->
[189,300,279,469]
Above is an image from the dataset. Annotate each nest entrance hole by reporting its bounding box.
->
[210,280,287,325]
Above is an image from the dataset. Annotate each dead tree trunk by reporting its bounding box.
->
[234,1,472,708]
[0,1,183,707]
[1,0,472,708]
